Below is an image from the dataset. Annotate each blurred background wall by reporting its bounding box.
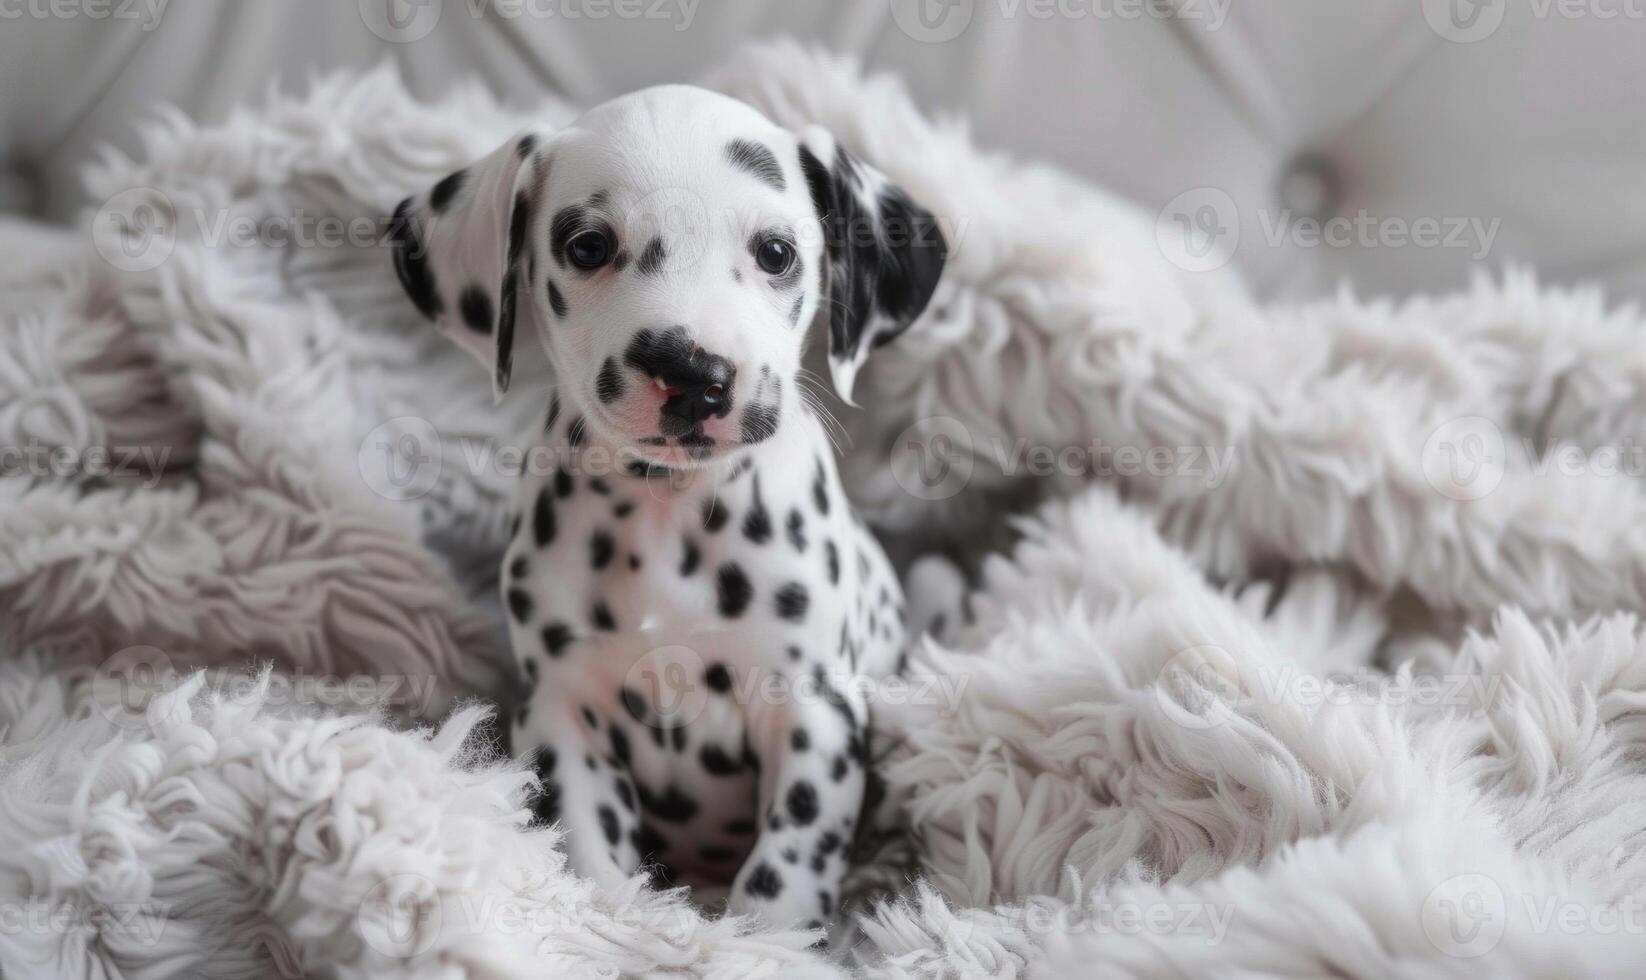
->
[2,0,1642,303]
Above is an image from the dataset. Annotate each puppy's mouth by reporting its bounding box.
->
[589,411,779,470]
[585,363,785,467]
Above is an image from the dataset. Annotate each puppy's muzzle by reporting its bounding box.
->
[624,326,737,431]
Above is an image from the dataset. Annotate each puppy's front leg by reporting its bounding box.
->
[533,705,643,893]
[729,669,867,929]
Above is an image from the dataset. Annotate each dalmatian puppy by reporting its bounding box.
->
[387,85,946,929]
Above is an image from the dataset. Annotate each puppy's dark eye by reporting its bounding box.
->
[754,238,794,276]
[568,230,612,269]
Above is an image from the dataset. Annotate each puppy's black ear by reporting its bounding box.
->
[386,129,553,400]
[796,126,947,403]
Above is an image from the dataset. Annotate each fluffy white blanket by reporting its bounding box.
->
[4,42,1646,979]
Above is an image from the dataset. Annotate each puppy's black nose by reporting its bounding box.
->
[624,326,736,430]
[659,357,734,425]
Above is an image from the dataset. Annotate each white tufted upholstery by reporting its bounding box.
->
[1,0,1642,302]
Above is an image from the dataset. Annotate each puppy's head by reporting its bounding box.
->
[388,85,947,468]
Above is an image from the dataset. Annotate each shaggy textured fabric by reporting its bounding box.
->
[3,44,1646,979]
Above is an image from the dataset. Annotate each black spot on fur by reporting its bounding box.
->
[530,750,559,825]
[743,479,772,543]
[459,284,493,335]
[831,754,848,782]
[699,744,743,775]
[388,200,442,321]
[717,563,753,618]
[614,500,634,519]
[791,728,810,752]
[430,169,466,213]
[516,134,537,158]
[702,497,730,533]
[508,191,530,266]
[704,663,732,693]
[554,468,574,498]
[813,459,830,514]
[547,279,568,318]
[631,822,667,859]
[740,402,779,445]
[533,487,555,547]
[615,778,634,812]
[775,582,810,622]
[608,725,631,768]
[582,706,599,728]
[620,687,649,723]
[542,622,573,657]
[591,599,617,631]
[825,540,840,584]
[596,357,625,404]
[597,804,620,846]
[639,784,699,823]
[495,269,516,391]
[507,588,533,624]
[745,862,784,899]
[726,139,786,191]
[786,780,820,826]
[508,555,529,580]
[636,237,667,276]
[787,509,806,551]
[679,538,701,576]
[590,529,614,570]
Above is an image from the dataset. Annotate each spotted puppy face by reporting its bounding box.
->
[389,84,947,468]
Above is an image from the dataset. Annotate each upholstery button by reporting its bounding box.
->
[1276,152,1342,225]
